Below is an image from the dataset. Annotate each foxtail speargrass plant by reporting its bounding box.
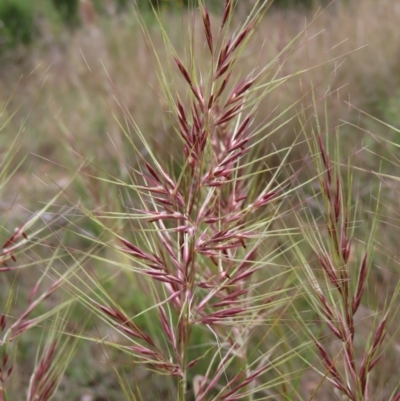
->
[60,1,400,400]
[65,1,317,399]
[7,0,399,400]
[288,99,400,401]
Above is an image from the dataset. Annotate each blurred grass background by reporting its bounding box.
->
[1,0,400,399]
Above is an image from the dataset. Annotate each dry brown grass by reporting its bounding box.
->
[1,0,399,174]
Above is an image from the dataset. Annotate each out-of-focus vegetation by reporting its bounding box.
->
[0,0,34,50]
[0,0,334,51]
[1,0,397,173]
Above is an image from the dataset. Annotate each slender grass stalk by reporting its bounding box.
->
[289,97,400,401]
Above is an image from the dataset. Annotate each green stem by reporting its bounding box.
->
[178,301,190,401]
